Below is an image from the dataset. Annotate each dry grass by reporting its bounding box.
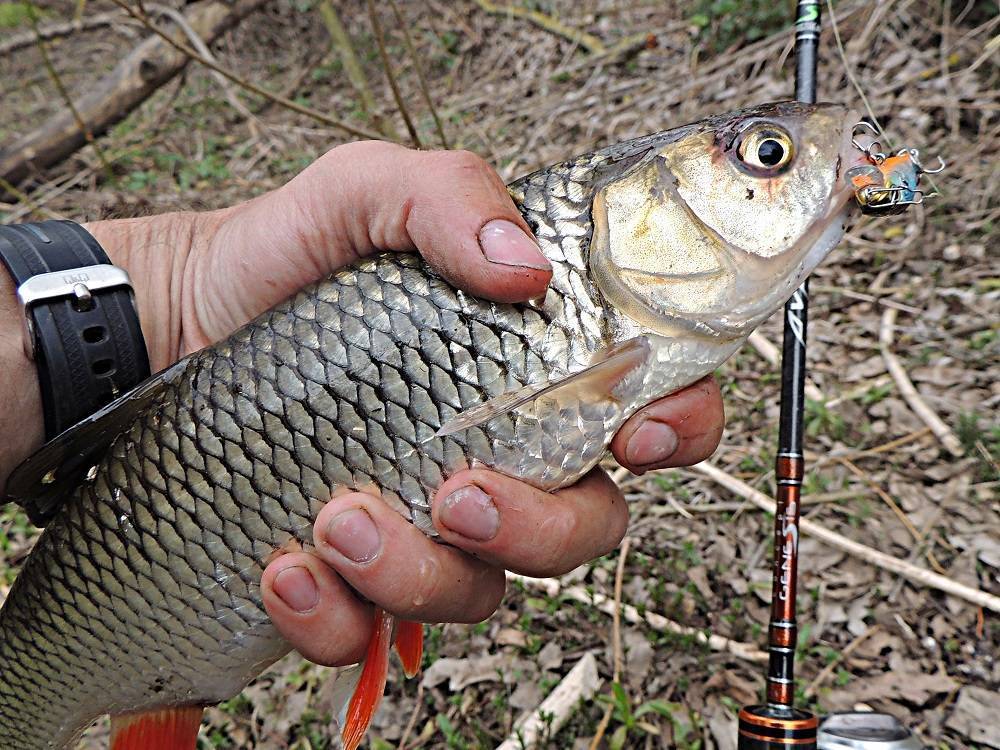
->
[0,0,997,748]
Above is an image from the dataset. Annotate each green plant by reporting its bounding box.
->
[956,413,1000,481]
[0,2,36,28]
[599,683,703,750]
[687,0,793,53]
[437,714,467,750]
[804,399,847,440]
[861,382,893,406]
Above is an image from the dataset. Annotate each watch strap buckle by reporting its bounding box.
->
[17,264,135,359]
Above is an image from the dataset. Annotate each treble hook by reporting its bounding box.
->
[922,155,947,174]
[851,121,885,163]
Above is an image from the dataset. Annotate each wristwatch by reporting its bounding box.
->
[0,220,150,441]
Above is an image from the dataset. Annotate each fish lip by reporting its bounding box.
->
[837,108,879,203]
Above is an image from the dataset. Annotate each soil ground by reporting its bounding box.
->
[0,1,997,748]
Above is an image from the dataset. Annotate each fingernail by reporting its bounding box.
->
[625,419,679,467]
[273,566,319,613]
[438,485,500,541]
[325,509,381,563]
[479,219,550,270]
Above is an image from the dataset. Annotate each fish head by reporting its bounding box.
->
[590,102,867,341]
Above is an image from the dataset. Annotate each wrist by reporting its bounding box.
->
[83,208,230,371]
[0,266,43,495]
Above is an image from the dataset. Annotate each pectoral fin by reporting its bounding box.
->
[394,620,424,677]
[341,608,395,750]
[109,706,204,750]
[436,337,649,436]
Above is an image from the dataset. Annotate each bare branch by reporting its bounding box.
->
[879,307,964,456]
[388,0,449,149]
[318,0,398,140]
[694,461,1000,613]
[0,12,128,56]
[365,0,422,148]
[471,0,606,55]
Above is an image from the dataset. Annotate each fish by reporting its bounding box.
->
[0,101,869,750]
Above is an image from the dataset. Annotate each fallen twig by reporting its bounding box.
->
[694,461,1000,613]
[747,331,825,402]
[879,308,964,456]
[587,537,631,750]
[145,3,261,133]
[0,11,129,56]
[507,571,768,662]
[366,0,421,148]
[495,652,601,750]
[471,0,606,55]
[26,0,114,181]
[836,455,947,574]
[389,0,448,149]
[108,0,385,139]
[803,625,880,698]
[0,0,276,187]
[397,680,425,750]
[319,0,397,140]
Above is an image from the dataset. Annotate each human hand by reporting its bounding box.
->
[84,142,725,662]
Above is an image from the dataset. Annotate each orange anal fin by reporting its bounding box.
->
[110,706,204,750]
[342,607,394,750]
[395,620,424,677]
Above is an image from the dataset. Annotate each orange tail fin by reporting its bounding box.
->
[342,607,394,750]
[394,620,424,677]
[109,706,204,750]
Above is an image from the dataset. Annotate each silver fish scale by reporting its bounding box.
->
[0,153,651,748]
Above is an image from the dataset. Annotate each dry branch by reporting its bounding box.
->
[110,0,384,140]
[145,3,258,129]
[508,572,768,662]
[0,11,128,56]
[747,331,825,402]
[26,0,113,180]
[879,307,964,457]
[366,0,421,148]
[471,0,606,54]
[318,0,397,140]
[388,0,449,149]
[496,652,601,750]
[0,0,266,187]
[694,461,1000,613]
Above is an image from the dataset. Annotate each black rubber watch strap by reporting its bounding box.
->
[0,220,150,440]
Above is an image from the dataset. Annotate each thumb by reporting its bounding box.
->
[194,141,550,345]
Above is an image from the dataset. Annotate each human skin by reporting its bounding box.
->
[0,141,725,666]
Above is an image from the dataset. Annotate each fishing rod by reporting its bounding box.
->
[736,4,822,747]
[739,4,931,749]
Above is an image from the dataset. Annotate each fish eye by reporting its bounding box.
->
[737,126,795,172]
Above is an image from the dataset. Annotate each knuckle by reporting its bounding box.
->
[435,149,492,179]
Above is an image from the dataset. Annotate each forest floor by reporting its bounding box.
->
[0,0,997,748]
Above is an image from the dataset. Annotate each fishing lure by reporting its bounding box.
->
[846,121,945,214]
